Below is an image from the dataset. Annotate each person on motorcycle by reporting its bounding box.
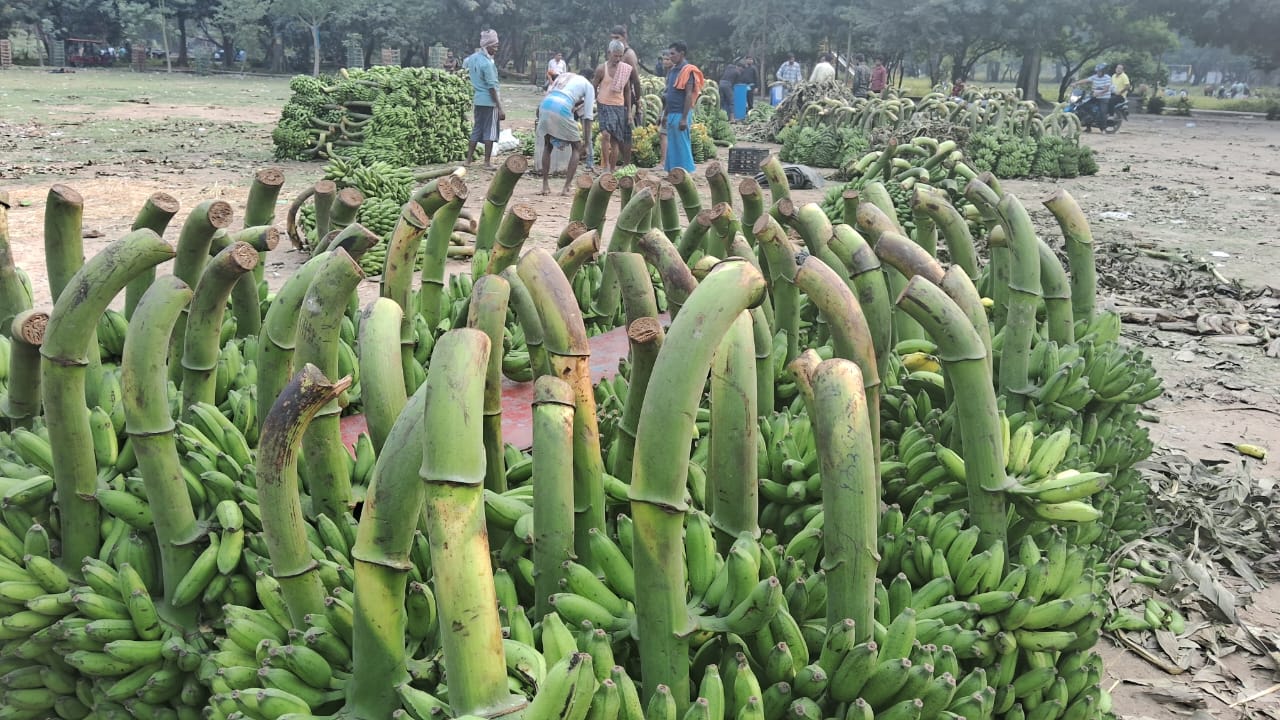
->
[1073,63,1113,130]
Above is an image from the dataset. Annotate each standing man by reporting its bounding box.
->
[537,72,596,195]
[851,54,871,98]
[719,61,740,118]
[663,41,702,173]
[546,51,567,89]
[870,57,888,96]
[777,53,803,87]
[594,40,636,173]
[464,30,504,169]
[443,50,459,72]
[610,26,645,164]
[809,53,835,83]
[739,56,759,111]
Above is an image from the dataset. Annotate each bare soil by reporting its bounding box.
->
[2,68,1278,718]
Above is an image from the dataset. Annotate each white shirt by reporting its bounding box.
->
[548,73,597,120]
[810,62,835,83]
[547,58,567,76]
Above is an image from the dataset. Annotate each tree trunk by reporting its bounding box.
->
[311,23,321,76]
[177,16,188,67]
[222,31,234,68]
[1016,50,1042,104]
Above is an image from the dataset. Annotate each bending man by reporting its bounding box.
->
[538,72,596,195]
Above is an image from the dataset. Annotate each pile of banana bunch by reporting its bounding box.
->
[0,140,1174,720]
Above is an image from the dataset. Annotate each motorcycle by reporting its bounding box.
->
[1064,88,1126,133]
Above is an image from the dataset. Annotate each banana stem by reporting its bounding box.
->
[518,250,605,564]
[476,156,527,254]
[614,317,664,484]
[418,178,469,332]
[214,225,281,340]
[2,309,48,423]
[612,252,660,326]
[750,306,774,416]
[875,231,945,285]
[260,364,350,625]
[752,215,800,365]
[793,254,882,478]
[346,380,430,719]
[706,162,732,208]
[707,204,739,261]
[121,277,199,628]
[380,201,432,312]
[358,299,408,452]
[569,174,593,223]
[257,255,326,436]
[856,195,921,342]
[313,180,337,241]
[485,204,537,276]
[995,195,1042,414]
[43,230,174,572]
[420,329,523,718]
[555,230,600,280]
[466,274,511,492]
[180,242,259,417]
[125,192,181,319]
[244,167,286,284]
[41,185,85,304]
[896,274,1008,552]
[739,178,763,247]
[617,175,634,208]
[170,200,235,384]
[631,259,766,709]
[501,266,552,379]
[296,249,365,519]
[829,225,893,375]
[657,184,681,244]
[1037,239,1074,344]
[532,377,576,620]
[597,189,658,319]
[635,229,697,319]
[1042,189,1096,323]
[583,173,619,231]
[708,311,758,551]
[809,359,877,639]
[328,187,364,233]
[759,155,791,205]
[677,208,717,261]
[912,185,978,280]
[557,220,589,250]
[667,167,702,222]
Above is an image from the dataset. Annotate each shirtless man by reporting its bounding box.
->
[609,25,645,164]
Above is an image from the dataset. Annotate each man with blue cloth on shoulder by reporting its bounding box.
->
[663,41,703,173]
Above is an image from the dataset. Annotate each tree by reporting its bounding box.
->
[1158,0,1280,69]
[272,0,343,75]
[1044,4,1176,100]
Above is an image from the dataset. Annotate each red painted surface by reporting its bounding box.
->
[338,315,666,453]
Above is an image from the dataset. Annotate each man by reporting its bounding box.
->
[464,30,505,168]
[538,72,596,195]
[546,51,567,89]
[594,40,636,173]
[719,61,739,118]
[777,54,803,87]
[1072,63,1112,129]
[1111,63,1131,97]
[610,26,645,164]
[658,50,673,168]
[663,41,702,173]
[443,50,459,72]
[870,57,888,96]
[851,54,871,98]
[810,53,835,83]
[739,55,759,110]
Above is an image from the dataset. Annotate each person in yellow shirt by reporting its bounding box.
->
[1111,64,1131,97]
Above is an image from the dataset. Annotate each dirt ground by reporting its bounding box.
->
[2,68,1278,717]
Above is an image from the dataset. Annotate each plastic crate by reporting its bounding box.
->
[727,147,771,175]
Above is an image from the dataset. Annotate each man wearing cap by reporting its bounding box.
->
[1073,63,1113,130]
[464,29,505,168]
[609,25,644,163]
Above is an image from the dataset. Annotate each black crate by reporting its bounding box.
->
[727,147,771,175]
